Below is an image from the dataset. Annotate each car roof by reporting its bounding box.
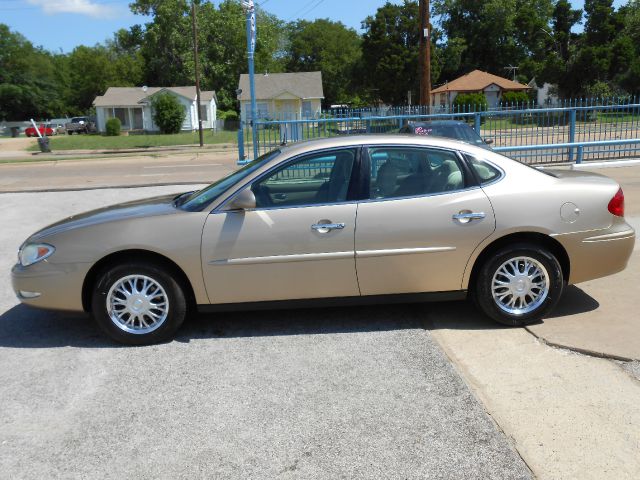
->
[279,134,487,157]
[406,120,469,126]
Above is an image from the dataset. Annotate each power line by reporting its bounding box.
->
[298,0,325,18]
[286,0,324,21]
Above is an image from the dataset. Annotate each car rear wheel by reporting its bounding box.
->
[91,262,187,345]
[473,243,564,326]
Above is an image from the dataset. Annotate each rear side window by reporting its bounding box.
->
[466,155,502,185]
[369,147,466,200]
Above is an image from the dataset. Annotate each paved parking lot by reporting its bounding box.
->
[0,187,531,479]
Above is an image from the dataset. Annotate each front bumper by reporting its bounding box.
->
[11,260,92,312]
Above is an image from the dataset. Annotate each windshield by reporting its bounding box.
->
[179,149,281,211]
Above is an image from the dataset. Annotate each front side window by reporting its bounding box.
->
[369,147,465,200]
[251,149,357,208]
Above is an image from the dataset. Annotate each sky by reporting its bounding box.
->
[0,0,629,53]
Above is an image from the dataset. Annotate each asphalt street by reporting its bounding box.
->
[0,187,532,479]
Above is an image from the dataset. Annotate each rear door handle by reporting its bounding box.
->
[311,222,345,233]
[452,212,486,223]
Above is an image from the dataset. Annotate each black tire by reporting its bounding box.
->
[91,262,187,345]
[473,243,564,326]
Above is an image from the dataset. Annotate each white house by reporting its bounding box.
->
[93,86,217,133]
[430,70,530,109]
[238,71,324,121]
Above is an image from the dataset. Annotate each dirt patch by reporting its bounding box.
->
[0,137,37,152]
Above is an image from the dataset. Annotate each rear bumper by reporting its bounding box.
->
[555,225,635,284]
[11,261,91,312]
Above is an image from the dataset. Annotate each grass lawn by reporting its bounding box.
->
[27,130,242,151]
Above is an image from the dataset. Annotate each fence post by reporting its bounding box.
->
[237,126,245,164]
[568,109,576,162]
[577,145,584,164]
[474,112,481,134]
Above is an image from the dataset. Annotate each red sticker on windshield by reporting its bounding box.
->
[414,127,432,135]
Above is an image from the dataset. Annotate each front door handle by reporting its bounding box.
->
[452,212,486,223]
[311,222,345,233]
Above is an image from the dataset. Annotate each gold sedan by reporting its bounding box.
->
[12,135,635,344]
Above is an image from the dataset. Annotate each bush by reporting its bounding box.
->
[218,110,239,121]
[105,117,121,136]
[151,93,186,134]
[453,93,488,113]
[501,91,530,106]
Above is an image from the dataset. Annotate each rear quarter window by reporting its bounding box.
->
[466,155,502,185]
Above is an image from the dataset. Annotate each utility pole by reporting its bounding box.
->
[419,0,431,109]
[191,0,204,147]
[242,0,258,160]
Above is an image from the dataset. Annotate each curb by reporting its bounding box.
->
[0,182,207,194]
[570,159,640,169]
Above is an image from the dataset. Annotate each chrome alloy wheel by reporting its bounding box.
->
[491,256,550,315]
[106,275,169,334]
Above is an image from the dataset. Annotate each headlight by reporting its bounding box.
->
[19,243,55,267]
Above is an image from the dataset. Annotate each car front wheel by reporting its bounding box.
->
[91,262,187,345]
[474,243,564,326]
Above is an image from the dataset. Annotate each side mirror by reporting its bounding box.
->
[226,188,256,211]
[483,138,494,145]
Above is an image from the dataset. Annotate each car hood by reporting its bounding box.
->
[29,193,185,241]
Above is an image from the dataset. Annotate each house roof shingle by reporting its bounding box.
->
[93,86,216,107]
[431,70,530,94]
[238,71,324,101]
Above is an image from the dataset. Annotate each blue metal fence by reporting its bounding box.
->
[238,97,640,165]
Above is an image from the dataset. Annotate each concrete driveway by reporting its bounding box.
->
[0,187,531,479]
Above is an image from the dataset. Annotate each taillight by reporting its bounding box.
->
[608,187,625,217]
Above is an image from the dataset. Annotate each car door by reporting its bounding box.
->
[201,148,361,305]
[355,145,496,296]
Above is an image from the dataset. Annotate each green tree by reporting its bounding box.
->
[129,0,194,87]
[285,19,362,107]
[433,0,554,81]
[361,1,420,105]
[151,93,186,133]
[126,0,287,111]
[0,24,62,119]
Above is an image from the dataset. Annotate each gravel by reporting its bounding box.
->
[0,187,531,479]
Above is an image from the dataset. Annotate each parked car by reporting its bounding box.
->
[65,116,96,135]
[24,124,55,137]
[49,122,66,135]
[400,120,493,149]
[12,135,635,344]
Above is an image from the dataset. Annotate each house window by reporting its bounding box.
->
[302,101,313,118]
[257,103,269,119]
[199,105,208,121]
[114,108,130,128]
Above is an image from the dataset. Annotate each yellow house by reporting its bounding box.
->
[238,71,324,121]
